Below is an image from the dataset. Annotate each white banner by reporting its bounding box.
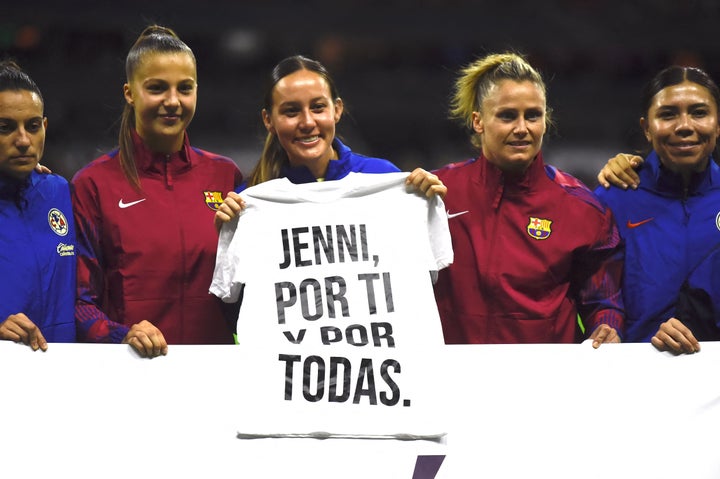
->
[2,341,720,478]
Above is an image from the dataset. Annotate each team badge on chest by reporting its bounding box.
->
[527,216,552,240]
[204,191,223,211]
[48,208,69,236]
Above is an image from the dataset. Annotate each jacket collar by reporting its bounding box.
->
[478,152,544,208]
[279,138,349,184]
[479,151,544,190]
[643,150,718,196]
[131,129,191,176]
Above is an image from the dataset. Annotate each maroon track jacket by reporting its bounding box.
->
[72,132,242,344]
[433,153,624,344]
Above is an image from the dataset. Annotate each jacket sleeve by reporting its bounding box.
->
[71,174,130,343]
[574,206,625,338]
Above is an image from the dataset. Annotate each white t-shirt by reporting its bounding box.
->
[211,172,453,438]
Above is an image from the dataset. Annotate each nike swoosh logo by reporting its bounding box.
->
[626,217,654,228]
[118,198,147,209]
[447,210,469,219]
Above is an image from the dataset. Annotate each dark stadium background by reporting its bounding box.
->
[4,0,718,186]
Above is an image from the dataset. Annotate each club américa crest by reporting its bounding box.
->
[48,208,69,236]
[527,216,552,240]
[204,191,223,211]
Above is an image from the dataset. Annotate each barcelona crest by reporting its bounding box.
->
[204,191,224,211]
[527,216,552,240]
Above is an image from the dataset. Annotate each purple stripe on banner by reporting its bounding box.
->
[412,455,446,479]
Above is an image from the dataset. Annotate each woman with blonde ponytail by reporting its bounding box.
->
[432,52,625,347]
[71,25,243,357]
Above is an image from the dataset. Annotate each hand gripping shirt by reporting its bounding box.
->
[433,152,625,344]
[234,138,400,193]
[0,171,76,341]
[594,151,720,342]
[72,132,243,344]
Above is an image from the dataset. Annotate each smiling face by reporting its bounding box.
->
[262,69,343,178]
[641,80,720,175]
[0,89,46,180]
[123,51,197,153]
[473,79,546,174]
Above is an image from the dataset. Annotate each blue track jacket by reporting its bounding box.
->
[0,171,76,341]
[594,151,720,342]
